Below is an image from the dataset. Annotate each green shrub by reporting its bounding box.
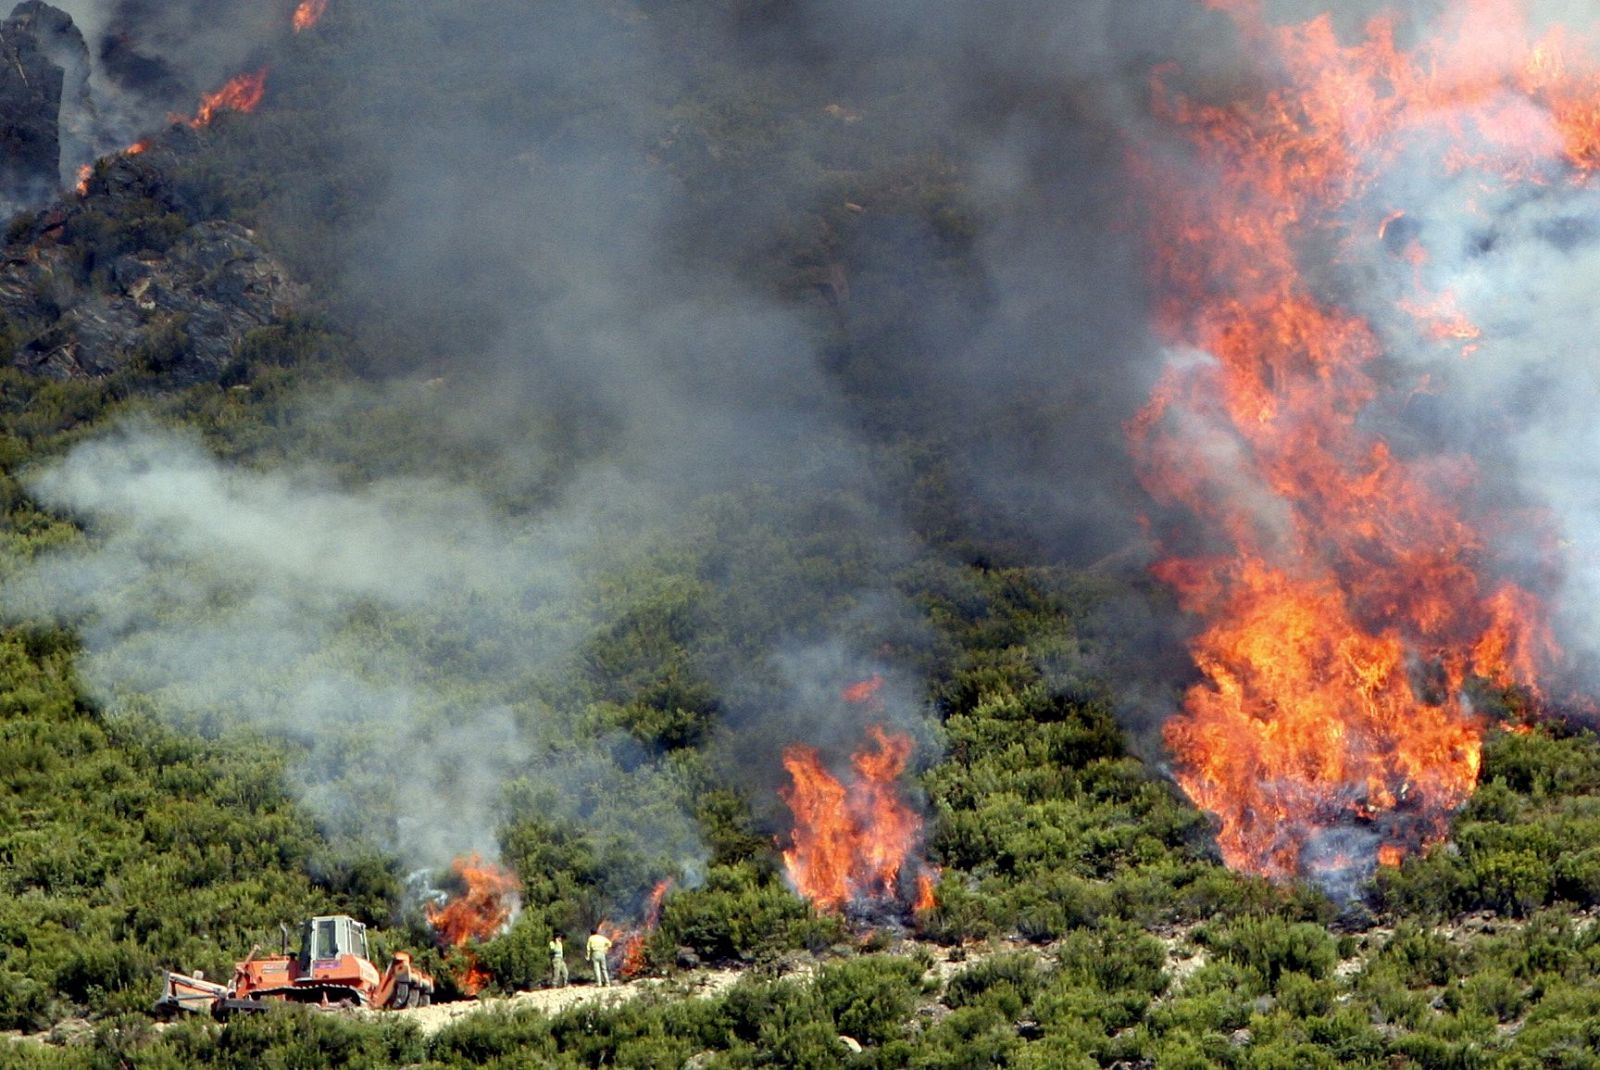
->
[476,914,553,992]
[815,956,924,1046]
[429,1006,558,1066]
[944,952,1041,1018]
[657,865,815,962]
[1199,916,1337,991]
[1374,925,1459,989]
[1055,923,1168,996]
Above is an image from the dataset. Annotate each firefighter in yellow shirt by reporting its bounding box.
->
[586,926,613,987]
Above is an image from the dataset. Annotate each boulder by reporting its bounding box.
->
[0,2,95,208]
[1,152,306,383]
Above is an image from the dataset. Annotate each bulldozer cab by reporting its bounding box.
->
[298,915,369,968]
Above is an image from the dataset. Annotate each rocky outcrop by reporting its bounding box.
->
[0,6,67,205]
[0,149,307,383]
[0,2,95,209]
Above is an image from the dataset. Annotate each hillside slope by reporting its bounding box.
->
[3,2,1600,1069]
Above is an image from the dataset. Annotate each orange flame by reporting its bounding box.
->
[842,674,885,707]
[1130,0,1573,881]
[74,141,149,197]
[780,724,933,911]
[426,853,522,994]
[604,879,673,981]
[188,69,269,129]
[293,0,328,33]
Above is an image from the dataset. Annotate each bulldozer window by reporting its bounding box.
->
[302,918,343,961]
[299,916,367,963]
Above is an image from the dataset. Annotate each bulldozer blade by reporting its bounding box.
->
[153,971,230,1015]
[215,998,275,1016]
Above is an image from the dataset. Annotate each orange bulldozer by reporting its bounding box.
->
[155,914,435,1016]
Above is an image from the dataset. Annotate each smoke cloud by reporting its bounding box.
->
[4,0,1236,880]
[24,0,1600,900]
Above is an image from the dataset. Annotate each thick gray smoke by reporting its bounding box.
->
[23,0,1600,906]
[0,0,1275,882]
[1361,160,1600,691]
[5,0,948,882]
[7,423,713,871]
[33,0,294,151]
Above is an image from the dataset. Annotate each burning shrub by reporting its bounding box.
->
[779,724,936,915]
[426,854,522,994]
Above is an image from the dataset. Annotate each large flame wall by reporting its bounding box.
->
[1129,0,1589,882]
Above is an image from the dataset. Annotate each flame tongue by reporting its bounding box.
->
[605,879,673,981]
[188,69,269,129]
[426,853,522,994]
[1131,0,1573,882]
[781,719,934,913]
[841,674,885,706]
[1160,562,1486,876]
[293,0,329,33]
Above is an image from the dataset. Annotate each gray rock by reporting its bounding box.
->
[0,2,96,209]
[0,7,66,206]
[8,2,95,187]
[1,153,306,383]
[47,1017,93,1047]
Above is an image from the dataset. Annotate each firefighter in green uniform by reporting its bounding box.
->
[586,926,613,987]
[548,934,568,987]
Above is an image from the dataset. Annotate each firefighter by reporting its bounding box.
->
[548,934,568,987]
[586,926,613,987]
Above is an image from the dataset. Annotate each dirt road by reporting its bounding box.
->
[375,969,744,1036]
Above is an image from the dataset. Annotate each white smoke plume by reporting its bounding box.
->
[5,423,707,871]
[30,0,1600,906]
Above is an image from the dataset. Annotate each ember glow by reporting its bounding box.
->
[292,0,329,33]
[188,69,269,129]
[780,723,934,912]
[1130,0,1580,884]
[426,853,521,993]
